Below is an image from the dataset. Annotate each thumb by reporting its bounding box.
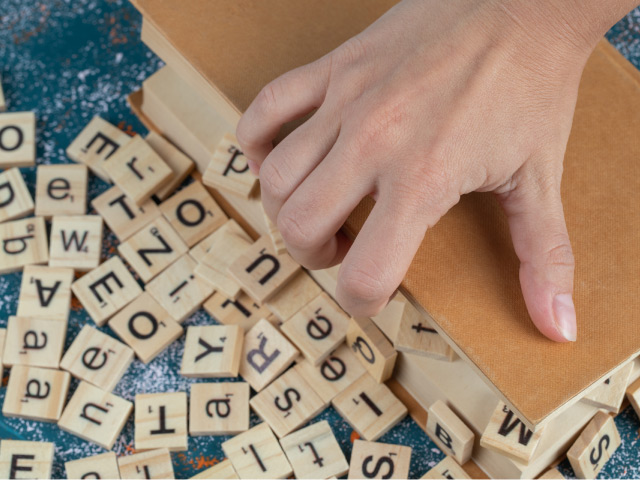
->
[497,162,576,343]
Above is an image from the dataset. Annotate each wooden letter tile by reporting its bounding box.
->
[203,290,272,331]
[421,456,471,479]
[0,75,5,111]
[348,440,412,480]
[135,392,188,451]
[626,376,640,420]
[34,164,88,218]
[117,449,175,479]
[0,111,36,168]
[346,317,397,383]
[181,325,243,378]
[203,133,258,199]
[262,206,286,255]
[191,459,238,479]
[146,132,195,200]
[71,255,143,326]
[60,324,134,391]
[238,318,299,392]
[221,422,293,479]
[567,411,621,479]
[539,468,566,479]
[118,216,188,283]
[189,382,250,436]
[0,167,33,223]
[264,271,322,322]
[58,380,133,450]
[394,302,455,361]
[280,420,349,479]
[3,365,71,422]
[426,400,474,465]
[0,440,54,480]
[332,374,407,441]
[17,265,74,322]
[582,361,634,413]
[0,216,49,274]
[3,316,66,369]
[49,215,103,271]
[65,452,121,480]
[228,235,301,304]
[108,292,183,364]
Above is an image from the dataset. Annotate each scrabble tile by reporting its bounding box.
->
[426,400,474,465]
[91,184,162,241]
[294,344,368,403]
[34,164,88,218]
[118,216,188,283]
[60,324,134,391]
[103,135,172,205]
[539,468,566,479]
[2,365,71,422]
[3,316,66,369]
[0,111,36,168]
[479,401,544,464]
[65,452,121,480]
[238,318,299,392]
[421,456,471,479]
[332,374,407,442]
[0,167,33,223]
[181,325,243,378]
[159,181,228,247]
[189,382,250,436]
[108,292,183,364]
[228,235,301,304]
[626,377,640,419]
[17,266,74,322]
[582,361,634,413]
[117,449,175,479]
[280,420,348,479]
[58,381,133,450]
[191,459,238,479]
[281,292,350,365]
[0,328,5,374]
[0,440,54,480]
[66,116,133,182]
[146,254,214,323]
[203,290,272,331]
[250,367,326,438]
[264,271,323,322]
[262,206,286,255]
[394,302,455,361]
[0,75,5,112]
[0,216,49,274]
[146,132,195,200]
[346,317,397,383]
[71,255,143,326]
[49,215,103,271]
[222,422,293,479]
[135,392,188,451]
[567,411,621,479]
[203,133,258,199]
[348,440,411,480]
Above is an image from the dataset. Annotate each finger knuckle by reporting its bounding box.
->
[277,209,315,251]
[544,241,575,270]
[256,80,282,115]
[259,162,289,203]
[338,259,389,307]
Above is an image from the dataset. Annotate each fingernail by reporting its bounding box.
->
[247,159,259,176]
[553,294,577,342]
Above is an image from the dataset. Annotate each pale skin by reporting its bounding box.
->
[236,0,640,342]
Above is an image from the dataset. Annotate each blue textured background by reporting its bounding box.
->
[0,1,639,478]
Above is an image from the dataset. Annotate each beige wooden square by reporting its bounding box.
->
[294,344,367,403]
[582,361,634,413]
[34,164,88,217]
[346,317,397,383]
[103,135,172,205]
[332,374,407,442]
[60,324,134,391]
[567,411,621,479]
[426,400,474,465]
[421,456,471,479]
[117,449,175,479]
[71,255,143,326]
[109,292,183,364]
[58,380,133,450]
[262,206,286,255]
[118,216,188,283]
[348,440,412,479]
[0,440,54,480]
[191,459,238,479]
[181,325,243,378]
[0,216,49,274]
[0,111,36,168]
[394,302,455,361]
[49,215,103,271]
[65,452,121,480]
[3,365,71,422]
[91,184,162,241]
[264,271,322,322]
[3,316,66,369]
[189,382,250,436]
[228,235,301,304]
[146,132,195,200]
[250,367,326,438]
[239,318,299,392]
[538,468,566,479]
[627,377,640,420]
[17,265,74,322]
[222,422,293,479]
[203,133,258,199]
[203,290,272,331]
[66,116,133,182]
[159,181,228,247]
[135,392,188,451]
[0,75,5,112]
[146,254,214,323]
[0,167,33,223]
